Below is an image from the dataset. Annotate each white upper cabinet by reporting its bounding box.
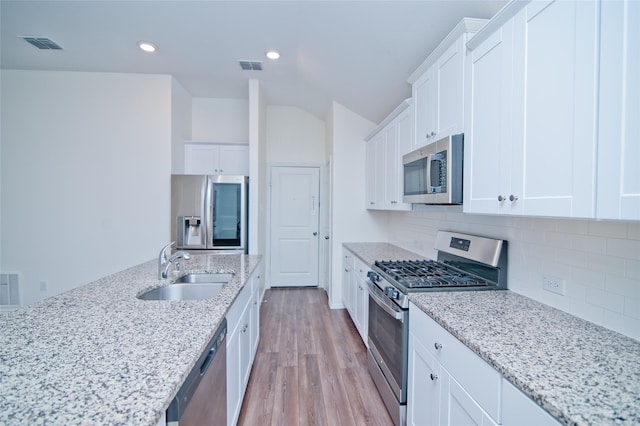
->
[597,0,640,220]
[365,99,412,211]
[465,0,606,219]
[184,143,249,176]
[409,18,487,150]
[465,20,516,215]
[514,0,599,218]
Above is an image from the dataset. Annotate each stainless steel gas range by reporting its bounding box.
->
[366,231,508,426]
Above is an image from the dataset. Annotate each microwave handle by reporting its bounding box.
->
[428,152,446,192]
[426,153,433,191]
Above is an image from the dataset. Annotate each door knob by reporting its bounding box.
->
[313,232,318,236]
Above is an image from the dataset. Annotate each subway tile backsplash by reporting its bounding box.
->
[388,209,640,341]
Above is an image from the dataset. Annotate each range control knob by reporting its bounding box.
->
[384,286,400,300]
[366,271,380,282]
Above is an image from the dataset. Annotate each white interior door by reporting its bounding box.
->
[270,166,320,287]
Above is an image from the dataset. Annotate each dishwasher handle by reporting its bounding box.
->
[199,326,226,376]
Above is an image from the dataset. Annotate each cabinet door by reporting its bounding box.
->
[184,143,221,175]
[239,303,252,390]
[597,0,640,220]
[464,22,515,215]
[408,332,441,426]
[383,122,399,208]
[218,145,249,176]
[436,38,464,139]
[502,379,560,426]
[365,137,379,209]
[514,0,598,218]
[342,252,354,313]
[446,372,498,426]
[413,66,436,149]
[250,285,260,361]
[384,111,412,211]
[226,325,241,426]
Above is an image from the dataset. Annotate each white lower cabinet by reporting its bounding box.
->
[408,303,560,426]
[227,260,263,426]
[502,379,559,426]
[342,248,369,345]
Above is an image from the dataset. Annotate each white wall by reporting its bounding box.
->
[388,209,640,340]
[328,102,389,308]
[266,106,326,163]
[171,78,193,174]
[0,70,173,307]
[191,98,249,142]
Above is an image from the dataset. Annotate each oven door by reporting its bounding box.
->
[367,282,408,404]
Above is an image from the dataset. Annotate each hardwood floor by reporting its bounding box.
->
[238,288,394,426]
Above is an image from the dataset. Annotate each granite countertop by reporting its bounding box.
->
[0,253,262,425]
[343,242,640,426]
[343,242,427,265]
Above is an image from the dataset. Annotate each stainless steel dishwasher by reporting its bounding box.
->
[167,318,227,426]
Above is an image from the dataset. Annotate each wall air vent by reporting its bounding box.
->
[22,37,63,50]
[238,61,263,71]
[0,273,21,313]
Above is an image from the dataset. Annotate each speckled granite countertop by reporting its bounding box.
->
[0,253,262,425]
[343,242,427,265]
[344,242,640,426]
[410,292,640,426]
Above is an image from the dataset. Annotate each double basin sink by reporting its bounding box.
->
[137,272,233,301]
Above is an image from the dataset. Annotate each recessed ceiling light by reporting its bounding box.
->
[266,50,280,60]
[138,41,157,53]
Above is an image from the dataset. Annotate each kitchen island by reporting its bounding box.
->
[344,242,640,426]
[0,253,262,425]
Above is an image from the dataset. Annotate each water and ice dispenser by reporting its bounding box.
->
[176,215,204,248]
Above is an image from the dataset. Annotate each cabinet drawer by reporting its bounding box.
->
[409,303,502,423]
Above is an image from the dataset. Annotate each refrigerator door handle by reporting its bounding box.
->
[205,177,213,249]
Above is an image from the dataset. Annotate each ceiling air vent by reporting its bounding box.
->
[238,61,263,71]
[22,37,63,50]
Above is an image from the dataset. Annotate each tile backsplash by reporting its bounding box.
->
[388,207,640,341]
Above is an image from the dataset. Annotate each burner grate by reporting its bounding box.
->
[375,259,489,288]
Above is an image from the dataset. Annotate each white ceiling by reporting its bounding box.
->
[0,0,506,124]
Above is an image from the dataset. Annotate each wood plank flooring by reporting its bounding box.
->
[238,288,394,426]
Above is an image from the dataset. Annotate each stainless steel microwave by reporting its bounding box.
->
[402,133,463,204]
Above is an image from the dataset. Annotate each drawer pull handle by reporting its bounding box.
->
[434,342,443,350]
[430,373,438,381]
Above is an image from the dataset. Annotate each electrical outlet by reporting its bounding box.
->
[542,275,565,295]
[39,280,48,292]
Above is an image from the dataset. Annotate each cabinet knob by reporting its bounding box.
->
[434,342,443,350]
[431,132,436,137]
[325,236,330,240]
[430,373,438,381]
[509,194,519,202]
[498,195,506,202]
[313,232,318,236]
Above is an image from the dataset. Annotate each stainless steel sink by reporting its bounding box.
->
[174,272,233,284]
[137,273,232,301]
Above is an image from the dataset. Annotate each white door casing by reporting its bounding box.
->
[270,166,320,287]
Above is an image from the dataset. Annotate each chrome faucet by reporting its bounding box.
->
[158,242,191,279]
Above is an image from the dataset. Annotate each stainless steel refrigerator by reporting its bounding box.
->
[171,175,248,253]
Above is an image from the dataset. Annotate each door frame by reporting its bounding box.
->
[265,163,329,290]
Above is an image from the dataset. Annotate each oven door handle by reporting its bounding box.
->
[367,282,405,322]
